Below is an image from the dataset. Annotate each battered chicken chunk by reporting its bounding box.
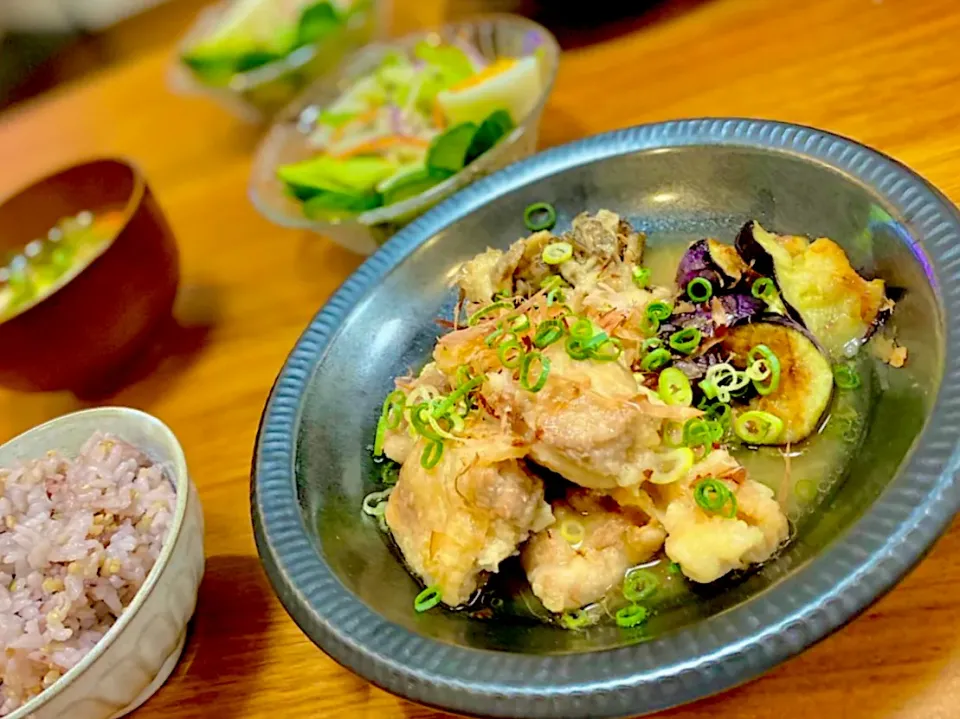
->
[522,489,665,612]
[385,432,553,607]
[484,347,698,489]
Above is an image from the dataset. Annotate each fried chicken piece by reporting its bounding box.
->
[385,432,553,607]
[612,450,788,583]
[521,489,665,612]
[484,347,698,489]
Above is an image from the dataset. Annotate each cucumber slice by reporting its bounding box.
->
[278,155,397,196]
[381,168,454,206]
[296,1,340,46]
[464,109,514,165]
[303,190,383,219]
[426,123,478,174]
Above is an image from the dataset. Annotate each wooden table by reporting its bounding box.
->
[2,0,960,716]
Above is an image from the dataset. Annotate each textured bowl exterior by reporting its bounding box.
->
[0,159,180,392]
[249,14,560,254]
[252,119,960,718]
[1,408,205,719]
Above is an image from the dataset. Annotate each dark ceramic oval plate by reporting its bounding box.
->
[252,119,960,719]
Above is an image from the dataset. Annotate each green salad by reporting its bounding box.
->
[182,0,371,86]
[277,39,543,220]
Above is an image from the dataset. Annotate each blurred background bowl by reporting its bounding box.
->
[1,406,204,719]
[249,13,560,255]
[0,158,179,393]
[169,0,389,123]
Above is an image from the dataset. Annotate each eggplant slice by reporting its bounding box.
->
[722,317,834,445]
[735,221,891,358]
[675,238,752,292]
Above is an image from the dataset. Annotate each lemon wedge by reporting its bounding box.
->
[436,55,542,127]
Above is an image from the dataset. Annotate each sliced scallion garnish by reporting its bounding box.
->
[668,327,702,355]
[414,585,442,612]
[520,351,550,392]
[524,202,557,231]
[623,569,658,603]
[834,363,861,389]
[733,410,785,444]
[615,604,648,628]
[542,241,573,265]
[686,277,713,303]
[693,478,737,518]
[658,367,692,406]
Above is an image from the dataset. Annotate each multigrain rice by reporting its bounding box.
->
[0,433,176,715]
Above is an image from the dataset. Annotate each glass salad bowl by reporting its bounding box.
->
[170,0,388,123]
[249,14,561,254]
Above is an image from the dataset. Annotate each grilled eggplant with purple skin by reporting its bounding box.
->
[735,221,892,358]
[722,317,834,445]
[675,238,754,292]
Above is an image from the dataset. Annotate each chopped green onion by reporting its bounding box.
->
[683,417,723,454]
[559,518,585,545]
[409,403,443,441]
[426,411,460,441]
[749,344,781,395]
[632,267,651,288]
[524,202,557,231]
[560,609,591,630]
[374,390,407,455]
[420,439,444,469]
[432,375,484,418]
[646,300,673,321]
[533,319,565,348]
[468,300,513,326]
[794,479,819,502]
[693,478,737,518]
[615,604,649,628]
[668,327,702,355]
[638,314,660,336]
[455,365,472,387]
[414,585,442,612]
[497,339,525,369]
[642,337,663,352]
[660,420,685,448]
[546,287,564,305]
[733,410,785,444]
[640,348,672,371]
[701,363,750,403]
[569,317,594,341]
[591,337,623,362]
[658,367,693,406]
[834,363,861,389]
[751,277,777,300]
[542,241,573,265]
[648,447,695,484]
[509,314,531,332]
[382,390,406,429]
[362,488,392,518]
[484,323,505,347]
[623,569,658,603]
[686,277,713,303]
[520,351,550,392]
[667,561,682,575]
[699,398,732,428]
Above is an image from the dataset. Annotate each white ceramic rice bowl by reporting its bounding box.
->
[0,407,204,719]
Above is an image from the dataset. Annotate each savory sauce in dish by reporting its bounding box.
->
[0,210,125,323]
[363,207,902,630]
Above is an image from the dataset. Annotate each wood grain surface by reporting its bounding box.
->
[2,0,960,717]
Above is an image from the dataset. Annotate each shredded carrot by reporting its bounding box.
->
[330,106,381,142]
[432,100,447,130]
[329,135,430,159]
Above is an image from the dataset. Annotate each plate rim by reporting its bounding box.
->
[251,118,960,719]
